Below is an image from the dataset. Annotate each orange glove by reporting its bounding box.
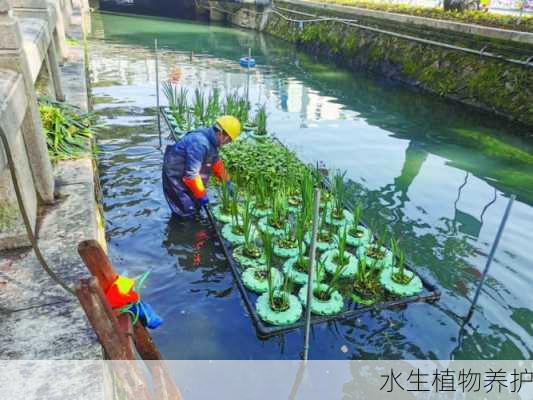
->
[183,175,207,199]
[212,159,230,182]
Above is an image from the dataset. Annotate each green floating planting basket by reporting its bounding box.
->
[346,225,371,248]
[221,223,249,246]
[380,267,423,297]
[250,203,272,218]
[242,267,283,294]
[160,113,442,338]
[257,217,286,237]
[321,249,359,278]
[282,257,324,286]
[356,245,394,270]
[304,232,336,252]
[326,209,353,227]
[232,245,267,269]
[256,291,303,326]
[298,283,344,316]
[273,242,304,259]
[211,204,232,224]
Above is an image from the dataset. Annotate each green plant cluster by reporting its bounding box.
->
[213,139,424,324]
[38,97,99,163]
[163,87,425,324]
[311,0,533,32]
[162,83,268,135]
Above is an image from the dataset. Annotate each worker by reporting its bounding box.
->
[162,115,241,219]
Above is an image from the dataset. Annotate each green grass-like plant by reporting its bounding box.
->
[39,97,98,162]
[333,225,350,266]
[349,203,364,237]
[263,232,291,312]
[268,190,289,230]
[254,105,267,136]
[331,169,347,220]
[242,196,261,258]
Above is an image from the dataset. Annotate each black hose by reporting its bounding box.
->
[0,126,75,296]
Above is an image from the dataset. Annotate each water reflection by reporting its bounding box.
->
[90,12,533,360]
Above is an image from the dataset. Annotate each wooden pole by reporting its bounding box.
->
[303,188,320,361]
[75,278,152,400]
[77,240,183,400]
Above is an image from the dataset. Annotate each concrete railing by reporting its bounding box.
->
[0,0,78,249]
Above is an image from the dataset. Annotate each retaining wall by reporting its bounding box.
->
[204,0,533,129]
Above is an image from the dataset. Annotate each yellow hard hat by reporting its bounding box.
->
[216,115,241,141]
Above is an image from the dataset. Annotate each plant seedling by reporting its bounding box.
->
[278,220,298,249]
[331,169,347,220]
[334,226,350,267]
[229,189,244,236]
[254,105,267,136]
[268,190,288,230]
[253,176,269,210]
[242,196,261,259]
[349,204,365,238]
[391,244,413,285]
[366,227,387,260]
[314,257,346,301]
[217,178,232,215]
[262,232,290,312]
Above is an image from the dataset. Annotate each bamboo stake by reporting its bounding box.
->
[303,188,320,361]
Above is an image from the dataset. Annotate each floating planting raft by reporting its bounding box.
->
[158,88,440,338]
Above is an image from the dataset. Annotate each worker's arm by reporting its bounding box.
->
[182,141,209,203]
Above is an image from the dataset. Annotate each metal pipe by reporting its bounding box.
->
[303,188,321,361]
[155,38,161,148]
[272,6,532,68]
[465,194,515,322]
[0,127,74,295]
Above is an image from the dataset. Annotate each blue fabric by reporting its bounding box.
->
[162,126,220,217]
[129,301,163,330]
[226,180,234,196]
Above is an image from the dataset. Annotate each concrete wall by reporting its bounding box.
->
[201,0,533,129]
[0,0,80,250]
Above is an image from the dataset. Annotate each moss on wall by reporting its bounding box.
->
[261,5,533,129]
[0,201,18,232]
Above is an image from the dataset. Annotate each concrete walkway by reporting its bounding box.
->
[0,1,103,362]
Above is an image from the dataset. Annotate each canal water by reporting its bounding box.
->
[88,12,533,359]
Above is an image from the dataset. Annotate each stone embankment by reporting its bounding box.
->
[199,0,533,129]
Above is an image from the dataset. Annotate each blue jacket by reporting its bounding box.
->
[163,126,220,190]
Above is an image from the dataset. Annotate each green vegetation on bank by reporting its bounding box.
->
[38,97,99,162]
[308,0,533,32]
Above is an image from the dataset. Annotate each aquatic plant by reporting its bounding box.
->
[349,203,364,238]
[38,97,98,162]
[206,88,221,126]
[314,256,346,301]
[261,232,288,311]
[331,169,348,220]
[367,230,387,260]
[253,176,270,210]
[162,81,179,112]
[175,87,189,127]
[242,196,260,259]
[229,189,244,236]
[254,105,267,136]
[317,204,336,243]
[334,226,350,266]
[193,88,206,125]
[390,239,413,285]
[267,190,289,230]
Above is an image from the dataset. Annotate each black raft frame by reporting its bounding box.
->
[159,107,441,338]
